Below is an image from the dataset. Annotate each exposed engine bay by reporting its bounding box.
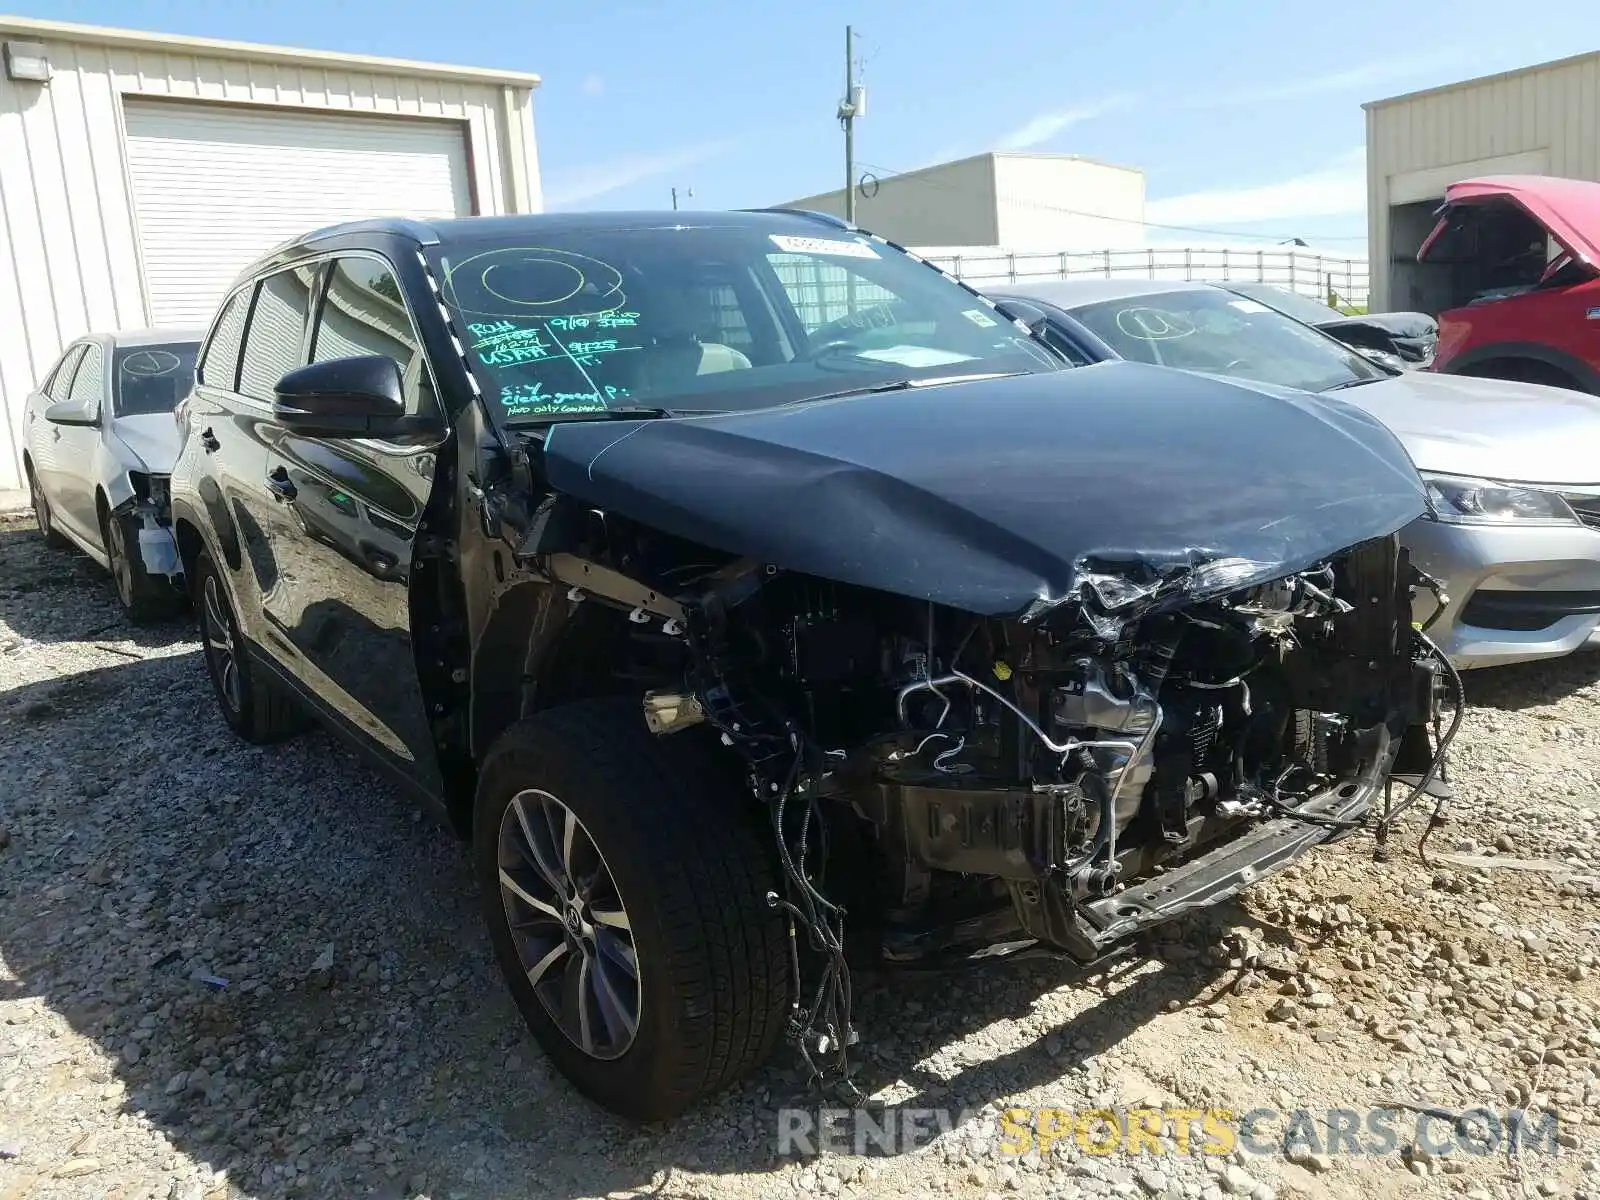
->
[523,505,1458,1091]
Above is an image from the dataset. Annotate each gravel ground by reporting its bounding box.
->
[1,507,1598,1200]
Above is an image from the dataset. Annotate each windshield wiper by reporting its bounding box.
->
[800,371,1027,405]
[505,406,720,426]
[1320,377,1387,392]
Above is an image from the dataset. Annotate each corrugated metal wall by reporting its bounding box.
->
[1366,52,1600,309]
[0,26,540,489]
[782,155,1002,247]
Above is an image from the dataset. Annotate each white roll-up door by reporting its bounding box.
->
[124,99,472,326]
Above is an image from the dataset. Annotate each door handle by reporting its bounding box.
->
[199,427,220,453]
[266,467,298,502]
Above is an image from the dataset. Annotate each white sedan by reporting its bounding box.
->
[21,328,202,621]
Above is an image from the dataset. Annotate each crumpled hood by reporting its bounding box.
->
[540,362,1427,619]
[1330,370,1600,486]
[106,413,180,475]
[1332,311,1437,343]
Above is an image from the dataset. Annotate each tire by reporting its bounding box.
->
[191,550,306,744]
[102,507,179,623]
[26,464,68,549]
[474,698,789,1121]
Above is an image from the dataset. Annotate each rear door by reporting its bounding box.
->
[211,263,322,674]
[265,251,447,791]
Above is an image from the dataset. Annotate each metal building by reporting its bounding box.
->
[1364,50,1600,311]
[0,15,542,489]
[780,152,1146,252]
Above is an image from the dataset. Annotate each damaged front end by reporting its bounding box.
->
[517,362,1457,1088]
[123,471,182,579]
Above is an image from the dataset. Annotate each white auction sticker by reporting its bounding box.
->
[961,308,999,328]
[1228,298,1271,314]
[770,234,880,258]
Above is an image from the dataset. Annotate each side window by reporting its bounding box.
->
[44,345,87,402]
[67,343,105,420]
[239,266,317,401]
[198,288,253,390]
[311,256,436,417]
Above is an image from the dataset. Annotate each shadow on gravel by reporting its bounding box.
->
[1,648,1257,1200]
[0,520,195,648]
[1463,647,1600,712]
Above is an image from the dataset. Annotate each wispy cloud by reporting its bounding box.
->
[1145,148,1366,228]
[993,95,1132,151]
[1196,48,1474,108]
[580,74,605,97]
[543,138,738,208]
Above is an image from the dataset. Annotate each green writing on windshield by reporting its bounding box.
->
[500,380,631,417]
[468,318,641,369]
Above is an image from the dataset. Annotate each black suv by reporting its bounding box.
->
[170,210,1451,1120]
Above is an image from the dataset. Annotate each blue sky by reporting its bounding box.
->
[21,0,1600,249]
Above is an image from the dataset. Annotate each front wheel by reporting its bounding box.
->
[474,699,789,1121]
[103,509,179,623]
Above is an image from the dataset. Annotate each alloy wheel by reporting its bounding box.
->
[497,788,640,1060]
[201,574,242,714]
[106,517,134,608]
[30,476,50,538]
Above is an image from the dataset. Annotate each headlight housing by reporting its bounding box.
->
[1423,472,1580,526]
[129,471,171,512]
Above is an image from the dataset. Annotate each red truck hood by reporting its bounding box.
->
[1419,175,1600,268]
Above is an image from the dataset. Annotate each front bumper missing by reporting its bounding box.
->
[1076,783,1368,947]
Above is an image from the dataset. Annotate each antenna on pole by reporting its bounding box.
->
[837,25,865,224]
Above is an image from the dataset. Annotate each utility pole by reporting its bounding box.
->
[839,25,858,224]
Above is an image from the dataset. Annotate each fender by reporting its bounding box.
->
[1440,340,1600,394]
[171,478,242,575]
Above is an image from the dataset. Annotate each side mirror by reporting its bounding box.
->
[44,398,97,426]
[274,356,407,438]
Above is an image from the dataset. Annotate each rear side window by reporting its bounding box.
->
[311,256,436,416]
[45,345,87,402]
[239,266,318,401]
[67,344,105,420]
[199,289,251,389]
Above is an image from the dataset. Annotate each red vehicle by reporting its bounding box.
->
[1416,175,1600,394]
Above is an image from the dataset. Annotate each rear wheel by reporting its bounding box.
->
[26,465,67,549]
[102,507,179,623]
[474,698,789,1121]
[192,550,305,744]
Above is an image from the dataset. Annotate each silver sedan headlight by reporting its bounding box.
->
[1422,472,1581,526]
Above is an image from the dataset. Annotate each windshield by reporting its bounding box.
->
[1066,288,1387,393]
[113,343,198,416]
[1226,282,1344,326]
[433,223,1057,422]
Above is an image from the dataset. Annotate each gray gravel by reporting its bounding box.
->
[2,507,1598,1200]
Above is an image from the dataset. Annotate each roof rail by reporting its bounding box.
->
[740,206,857,231]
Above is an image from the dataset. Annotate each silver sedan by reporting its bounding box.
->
[21,328,203,620]
[989,278,1600,668]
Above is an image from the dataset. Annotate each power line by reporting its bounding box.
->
[854,159,1370,245]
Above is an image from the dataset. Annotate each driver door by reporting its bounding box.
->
[265,252,448,795]
[53,341,108,545]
